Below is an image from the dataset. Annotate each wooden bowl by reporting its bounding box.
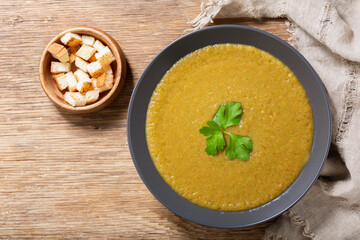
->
[39,27,126,114]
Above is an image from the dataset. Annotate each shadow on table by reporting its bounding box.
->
[169,213,274,239]
[57,58,135,129]
[150,204,276,239]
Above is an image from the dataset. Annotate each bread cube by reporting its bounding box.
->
[61,32,82,47]
[67,46,80,64]
[76,44,96,61]
[51,61,70,73]
[53,73,68,91]
[93,40,106,52]
[75,57,89,73]
[85,90,100,104]
[48,43,63,54]
[76,78,92,92]
[64,72,78,92]
[82,35,95,46]
[103,65,113,74]
[96,47,115,66]
[74,69,91,82]
[92,72,113,93]
[88,53,97,62]
[74,69,92,92]
[64,92,86,107]
[69,53,76,64]
[48,43,69,63]
[52,73,64,80]
[87,61,104,77]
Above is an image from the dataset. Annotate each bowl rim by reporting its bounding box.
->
[39,26,126,113]
[127,25,332,228]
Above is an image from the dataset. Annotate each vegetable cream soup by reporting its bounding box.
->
[146,44,313,211]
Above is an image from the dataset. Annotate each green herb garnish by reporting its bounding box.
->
[199,120,226,156]
[199,102,253,160]
[213,102,243,129]
[224,132,252,160]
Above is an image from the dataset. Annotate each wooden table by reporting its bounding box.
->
[0,1,288,238]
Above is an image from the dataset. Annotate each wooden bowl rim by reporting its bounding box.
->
[39,26,126,113]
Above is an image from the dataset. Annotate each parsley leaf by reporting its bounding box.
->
[199,102,253,161]
[213,102,243,129]
[199,121,225,156]
[224,132,253,160]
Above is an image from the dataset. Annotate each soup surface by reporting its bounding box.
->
[146,44,313,211]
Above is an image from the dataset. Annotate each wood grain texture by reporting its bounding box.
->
[0,1,288,239]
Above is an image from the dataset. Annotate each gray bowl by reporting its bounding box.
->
[127,25,331,228]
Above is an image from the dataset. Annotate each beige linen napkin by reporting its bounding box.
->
[190,0,360,239]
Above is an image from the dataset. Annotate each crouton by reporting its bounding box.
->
[69,53,76,64]
[76,78,92,93]
[93,40,106,52]
[96,47,115,66]
[67,46,80,64]
[52,73,64,80]
[76,44,96,61]
[48,43,69,63]
[64,92,86,107]
[50,33,117,106]
[61,32,82,47]
[88,53,97,62]
[92,72,113,93]
[64,72,78,92]
[48,43,63,55]
[51,61,70,73]
[87,61,104,77]
[74,69,91,82]
[53,73,68,91]
[74,69,92,92]
[75,57,89,73]
[82,35,95,46]
[103,65,113,74]
[85,90,100,104]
